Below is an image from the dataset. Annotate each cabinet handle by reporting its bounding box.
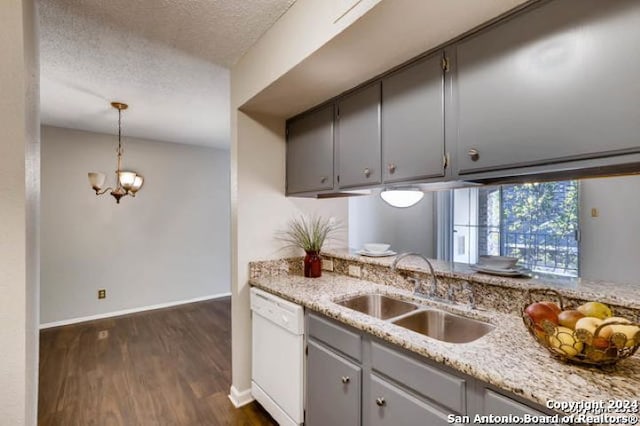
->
[320,176,328,184]
[363,168,371,178]
[341,376,350,384]
[387,163,396,174]
[468,148,479,162]
[376,397,386,407]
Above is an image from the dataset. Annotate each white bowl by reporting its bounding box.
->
[364,243,390,253]
[478,255,518,269]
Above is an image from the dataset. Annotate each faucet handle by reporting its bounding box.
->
[462,282,476,309]
[447,285,455,301]
[406,276,422,293]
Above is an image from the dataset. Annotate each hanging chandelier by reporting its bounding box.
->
[88,102,144,204]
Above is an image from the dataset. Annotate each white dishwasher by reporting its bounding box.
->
[250,287,304,426]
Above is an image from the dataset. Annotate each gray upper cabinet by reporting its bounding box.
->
[382,54,445,183]
[286,104,334,194]
[453,0,640,176]
[337,83,381,188]
[306,340,362,426]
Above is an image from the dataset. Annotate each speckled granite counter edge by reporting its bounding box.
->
[322,249,640,314]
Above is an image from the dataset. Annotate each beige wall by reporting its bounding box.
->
[229,0,379,399]
[232,0,383,107]
[40,126,231,325]
[580,175,640,284]
[348,192,435,257]
[230,110,348,396]
[0,0,40,424]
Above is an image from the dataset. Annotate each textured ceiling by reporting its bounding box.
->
[39,0,296,148]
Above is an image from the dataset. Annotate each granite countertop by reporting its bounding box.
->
[323,248,640,310]
[250,271,640,412]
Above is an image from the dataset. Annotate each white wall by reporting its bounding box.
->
[230,111,348,401]
[40,126,230,325]
[0,0,39,424]
[580,175,640,284]
[349,191,435,257]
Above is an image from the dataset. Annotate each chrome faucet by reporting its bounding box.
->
[391,252,438,298]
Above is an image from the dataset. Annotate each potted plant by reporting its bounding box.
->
[277,215,340,278]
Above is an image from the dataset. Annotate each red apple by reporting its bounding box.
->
[540,301,562,316]
[525,302,559,332]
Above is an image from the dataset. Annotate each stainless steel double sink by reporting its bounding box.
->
[335,294,494,344]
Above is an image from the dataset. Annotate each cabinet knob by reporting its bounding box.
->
[468,148,480,162]
[376,397,386,407]
[341,376,350,384]
[387,163,396,174]
[363,168,371,178]
[320,176,328,184]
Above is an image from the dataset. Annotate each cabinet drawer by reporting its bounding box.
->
[483,389,549,418]
[369,374,451,426]
[308,313,362,361]
[371,341,465,414]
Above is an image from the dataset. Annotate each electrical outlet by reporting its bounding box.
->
[322,259,334,272]
[98,289,106,299]
[348,265,361,278]
[591,208,599,218]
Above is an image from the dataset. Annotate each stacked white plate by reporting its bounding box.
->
[470,264,529,277]
[471,255,529,277]
[357,243,396,257]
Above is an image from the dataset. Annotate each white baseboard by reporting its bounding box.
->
[39,292,231,329]
[228,385,254,408]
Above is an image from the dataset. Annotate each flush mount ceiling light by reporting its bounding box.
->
[380,188,425,208]
[88,102,144,204]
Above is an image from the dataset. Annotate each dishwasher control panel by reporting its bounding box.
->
[250,287,304,335]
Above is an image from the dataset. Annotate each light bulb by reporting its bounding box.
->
[380,189,424,208]
[118,171,137,190]
[130,175,144,194]
[88,172,106,191]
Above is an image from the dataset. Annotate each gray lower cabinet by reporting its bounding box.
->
[479,387,554,425]
[453,0,640,176]
[306,340,361,426]
[337,83,381,188]
[382,53,445,183]
[306,312,554,426]
[368,374,452,426]
[286,104,334,194]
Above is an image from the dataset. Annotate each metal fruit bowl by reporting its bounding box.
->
[522,288,640,366]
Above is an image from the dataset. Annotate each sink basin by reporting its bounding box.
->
[335,294,419,320]
[392,309,495,344]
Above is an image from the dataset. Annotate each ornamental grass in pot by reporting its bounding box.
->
[277,215,340,278]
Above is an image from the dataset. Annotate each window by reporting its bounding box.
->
[452,181,579,277]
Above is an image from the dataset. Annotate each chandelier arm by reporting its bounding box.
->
[95,187,114,196]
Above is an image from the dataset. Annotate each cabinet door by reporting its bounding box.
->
[368,374,452,426]
[337,83,381,188]
[481,389,557,425]
[454,0,640,175]
[382,54,445,183]
[307,340,361,426]
[286,104,334,194]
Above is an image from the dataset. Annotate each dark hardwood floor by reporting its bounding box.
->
[38,298,277,426]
